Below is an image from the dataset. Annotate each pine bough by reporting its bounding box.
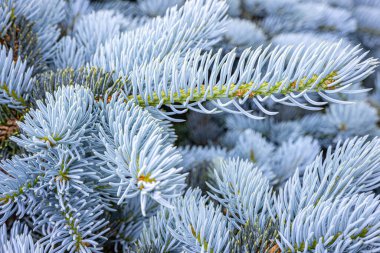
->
[0,0,380,252]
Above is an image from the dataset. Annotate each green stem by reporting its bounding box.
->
[1,83,27,107]
[290,227,369,252]
[129,72,337,107]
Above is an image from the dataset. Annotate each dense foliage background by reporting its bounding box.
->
[1,0,380,252]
